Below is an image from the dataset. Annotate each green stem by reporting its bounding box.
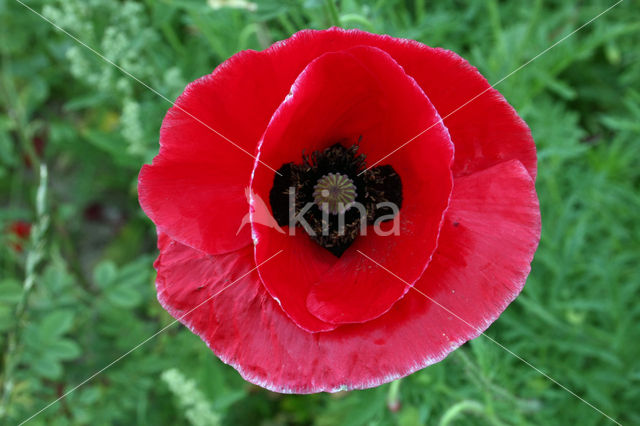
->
[323,0,342,27]
[161,22,186,56]
[0,165,49,416]
[255,22,273,50]
[414,0,426,23]
[439,400,485,426]
[339,14,375,32]
[455,350,539,412]
[387,378,401,410]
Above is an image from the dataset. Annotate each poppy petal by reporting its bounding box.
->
[251,46,453,331]
[410,159,541,333]
[254,28,536,179]
[139,157,254,255]
[141,27,534,254]
[156,160,538,392]
[362,36,537,180]
[139,49,300,254]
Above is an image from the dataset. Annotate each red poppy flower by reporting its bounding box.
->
[139,28,540,393]
[8,220,31,253]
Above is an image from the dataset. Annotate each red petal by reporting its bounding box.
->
[151,28,540,394]
[362,37,537,180]
[410,160,541,331]
[141,27,534,253]
[255,28,536,179]
[139,49,300,254]
[156,160,539,392]
[139,157,250,254]
[251,46,453,331]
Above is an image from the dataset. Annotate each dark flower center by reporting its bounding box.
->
[269,141,403,257]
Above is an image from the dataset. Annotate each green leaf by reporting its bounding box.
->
[39,310,75,340]
[398,405,422,426]
[94,260,118,288]
[48,338,82,360]
[32,355,63,380]
[0,117,18,167]
[107,284,143,308]
[0,279,23,304]
[0,305,14,332]
[118,259,151,287]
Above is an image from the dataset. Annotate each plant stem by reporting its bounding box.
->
[0,164,49,417]
[339,14,375,32]
[386,378,401,411]
[323,0,342,27]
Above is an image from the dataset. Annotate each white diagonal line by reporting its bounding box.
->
[19,250,283,425]
[359,0,624,174]
[13,0,281,176]
[356,250,621,425]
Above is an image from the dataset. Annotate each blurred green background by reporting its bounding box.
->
[1,0,639,424]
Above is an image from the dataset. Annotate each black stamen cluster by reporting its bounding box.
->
[270,142,402,257]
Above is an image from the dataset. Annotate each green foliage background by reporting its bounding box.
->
[1,0,639,424]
